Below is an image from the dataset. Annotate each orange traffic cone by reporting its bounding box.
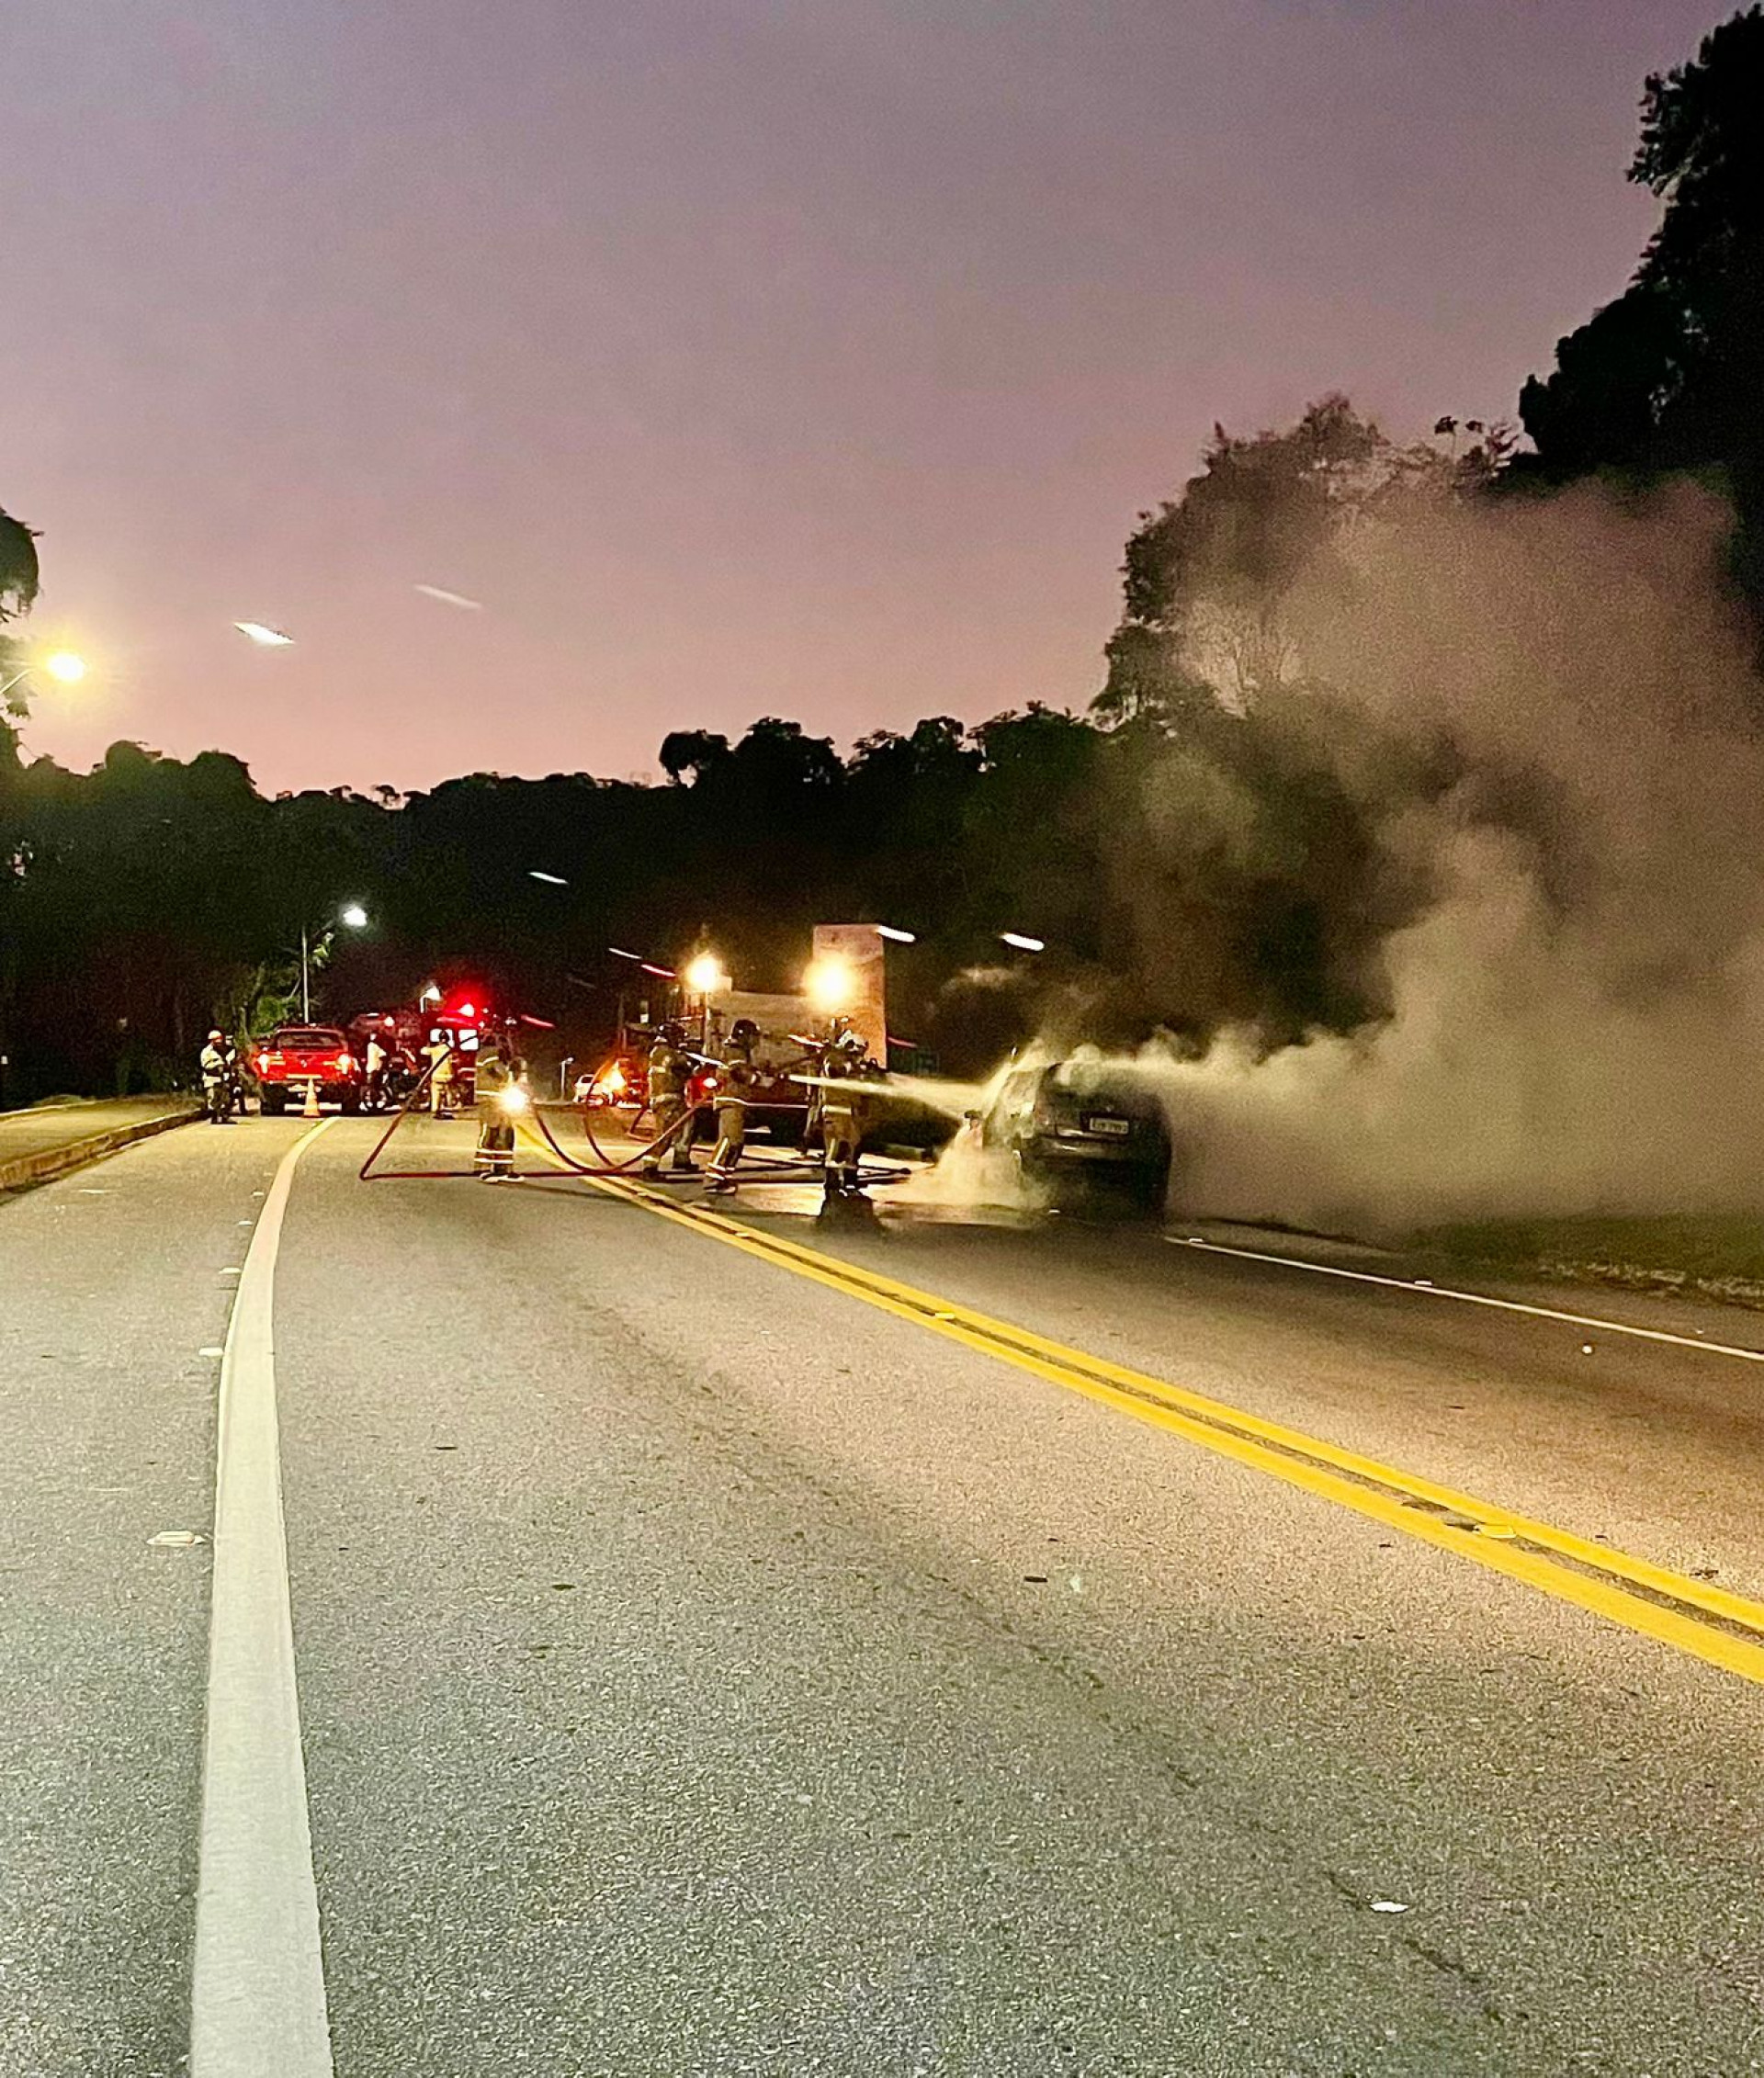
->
[302,1079,321,1119]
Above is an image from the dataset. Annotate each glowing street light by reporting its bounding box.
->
[234,621,295,648]
[875,923,916,944]
[1000,932,1046,954]
[528,870,568,887]
[683,953,729,996]
[419,981,442,1007]
[340,903,368,930]
[0,648,91,704]
[805,954,856,1014]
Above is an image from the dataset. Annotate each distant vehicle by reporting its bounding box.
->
[979,1059,1170,1208]
[253,1025,363,1115]
[347,1009,428,1108]
[576,1055,641,1109]
[575,1022,827,1146]
[428,998,492,1108]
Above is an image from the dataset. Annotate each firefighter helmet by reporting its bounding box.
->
[656,1021,685,1048]
[729,1017,759,1046]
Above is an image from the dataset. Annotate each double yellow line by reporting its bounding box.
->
[522,1127,1764,1687]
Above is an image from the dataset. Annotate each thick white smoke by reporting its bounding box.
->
[1136,480,1764,1232]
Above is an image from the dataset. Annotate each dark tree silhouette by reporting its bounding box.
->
[0,507,39,627]
[1517,6,1764,617]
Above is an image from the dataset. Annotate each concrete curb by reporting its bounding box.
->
[0,1106,200,1193]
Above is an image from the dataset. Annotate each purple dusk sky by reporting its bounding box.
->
[0,1,1729,795]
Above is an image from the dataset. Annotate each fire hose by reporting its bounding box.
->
[357,1045,709,1181]
[358,1047,908,1188]
[562,1058,837,1180]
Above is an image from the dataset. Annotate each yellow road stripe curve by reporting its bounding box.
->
[514,1131,1764,1688]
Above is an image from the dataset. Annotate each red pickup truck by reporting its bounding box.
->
[253,1024,364,1114]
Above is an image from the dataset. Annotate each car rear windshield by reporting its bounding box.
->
[272,1028,347,1047]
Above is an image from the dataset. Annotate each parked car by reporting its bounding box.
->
[979,1058,1170,1208]
[253,1025,364,1114]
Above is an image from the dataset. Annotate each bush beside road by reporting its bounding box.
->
[1410,1214,1764,1310]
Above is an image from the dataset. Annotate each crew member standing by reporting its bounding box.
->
[706,1018,759,1195]
[473,1038,520,1182]
[791,1015,850,1155]
[199,1030,234,1125]
[364,1032,388,1111]
[640,1022,696,1177]
[426,1033,457,1118]
[819,1024,872,1200]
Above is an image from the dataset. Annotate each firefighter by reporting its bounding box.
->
[706,1018,759,1194]
[199,1030,235,1125]
[364,1033,388,1111]
[640,1021,696,1176]
[426,1032,457,1118]
[819,1024,874,1200]
[791,1015,850,1156]
[473,1038,521,1182]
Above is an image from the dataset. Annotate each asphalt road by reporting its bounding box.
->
[0,1119,288,2076]
[6,1113,1764,2074]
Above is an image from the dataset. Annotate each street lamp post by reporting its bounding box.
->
[300,904,369,1022]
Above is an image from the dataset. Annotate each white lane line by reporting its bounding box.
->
[191,1120,335,2078]
[1169,1236,1764,1365]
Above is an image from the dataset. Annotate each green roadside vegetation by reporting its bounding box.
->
[1416,1215,1764,1309]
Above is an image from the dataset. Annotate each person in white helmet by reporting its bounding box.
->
[199,1030,237,1124]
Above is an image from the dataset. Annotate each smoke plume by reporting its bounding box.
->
[1112,480,1764,1232]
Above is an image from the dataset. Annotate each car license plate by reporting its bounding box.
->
[1087,1115,1130,1136]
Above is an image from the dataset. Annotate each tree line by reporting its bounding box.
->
[2,6,1759,1102]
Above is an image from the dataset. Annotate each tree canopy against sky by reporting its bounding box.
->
[1518,6,1764,616]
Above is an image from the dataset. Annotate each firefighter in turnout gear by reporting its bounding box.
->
[200,1030,237,1124]
[792,1014,853,1155]
[426,1033,457,1117]
[473,1039,522,1182]
[706,1018,759,1195]
[819,1023,873,1201]
[641,1022,696,1176]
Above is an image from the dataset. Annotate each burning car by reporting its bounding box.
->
[979,1057,1170,1209]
